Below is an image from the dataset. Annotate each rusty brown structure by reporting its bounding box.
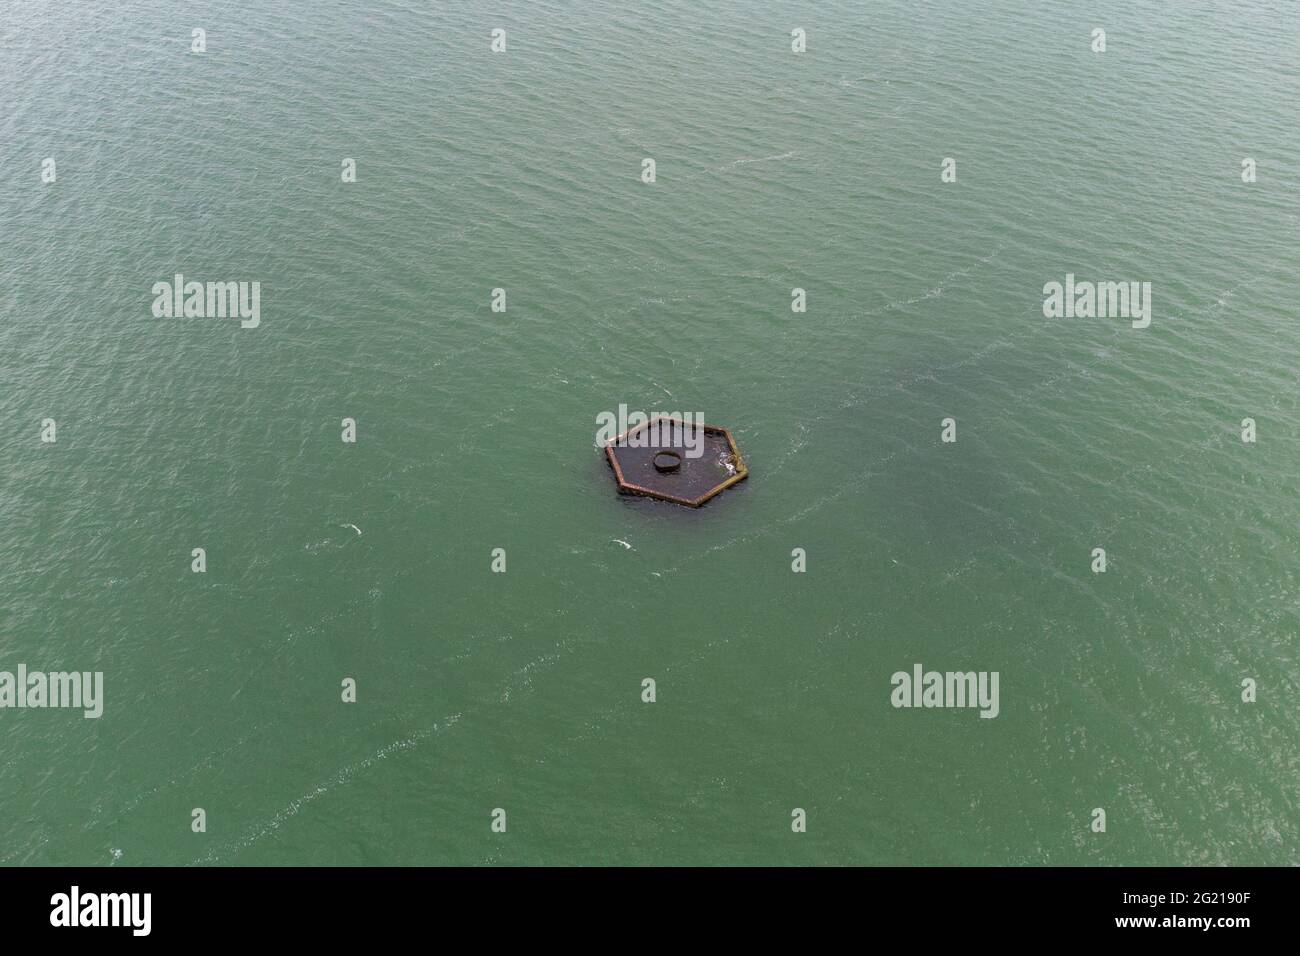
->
[604,416,748,507]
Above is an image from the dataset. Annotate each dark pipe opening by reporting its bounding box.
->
[652,450,683,473]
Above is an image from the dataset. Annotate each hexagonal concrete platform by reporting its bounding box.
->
[604,417,748,507]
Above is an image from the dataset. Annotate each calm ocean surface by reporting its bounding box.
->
[0,0,1296,864]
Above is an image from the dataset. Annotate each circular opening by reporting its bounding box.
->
[652,450,683,473]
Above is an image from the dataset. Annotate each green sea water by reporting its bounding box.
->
[1,0,1296,865]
